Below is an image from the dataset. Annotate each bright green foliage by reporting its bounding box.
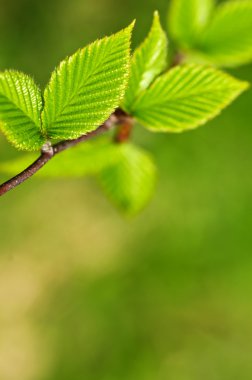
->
[169,0,252,68]
[98,143,156,215]
[122,11,168,112]
[0,139,120,178]
[169,0,215,49]
[199,1,252,67]
[0,70,44,151]
[42,23,134,140]
[131,64,248,132]
[0,7,251,215]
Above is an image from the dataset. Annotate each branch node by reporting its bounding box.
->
[41,141,54,156]
[0,111,132,197]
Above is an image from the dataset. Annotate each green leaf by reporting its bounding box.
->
[98,143,156,215]
[122,11,168,112]
[131,64,249,133]
[0,141,156,215]
[198,0,252,67]
[168,0,215,49]
[0,138,120,178]
[41,139,120,177]
[42,23,134,141]
[0,70,44,151]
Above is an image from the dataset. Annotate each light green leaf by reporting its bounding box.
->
[198,0,252,67]
[41,139,120,177]
[131,64,249,133]
[168,0,215,49]
[42,23,134,140]
[122,11,168,112]
[0,138,120,178]
[98,143,156,215]
[0,70,44,151]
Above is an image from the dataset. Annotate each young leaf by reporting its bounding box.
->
[198,0,252,67]
[42,23,134,140]
[131,64,249,133]
[0,70,44,151]
[98,143,156,215]
[168,0,215,49]
[122,11,168,112]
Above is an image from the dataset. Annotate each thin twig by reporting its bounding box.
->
[0,50,182,197]
[0,115,117,197]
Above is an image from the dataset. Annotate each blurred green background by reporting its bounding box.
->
[0,0,252,379]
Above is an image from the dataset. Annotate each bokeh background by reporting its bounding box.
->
[0,0,252,379]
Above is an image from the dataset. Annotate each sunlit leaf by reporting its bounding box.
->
[0,70,44,151]
[123,11,168,112]
[98,143,157,215]
[131,64,249,133]
[42,23,134,140]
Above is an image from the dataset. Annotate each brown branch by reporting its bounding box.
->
[114,108,134,143]
[0,41,188,199]
[0,50,184,198]
[0,115,117,197]
[171,53,183,67]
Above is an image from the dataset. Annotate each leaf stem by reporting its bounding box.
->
[171,52,185,67]
[114,108,134,143]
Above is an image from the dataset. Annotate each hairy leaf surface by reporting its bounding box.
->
[42,24,134,140]
[123,11,168,112]
[169,0,215,49]
[132,64,248,132]
[198,1,252,67]
[0,70,44,151]
[98,143,156,215]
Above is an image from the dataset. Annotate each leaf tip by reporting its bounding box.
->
[151,10,167,42]
[229,76,250,97]
[127,19,136,34]
[153,10,160,20]
[240,80,250,92]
